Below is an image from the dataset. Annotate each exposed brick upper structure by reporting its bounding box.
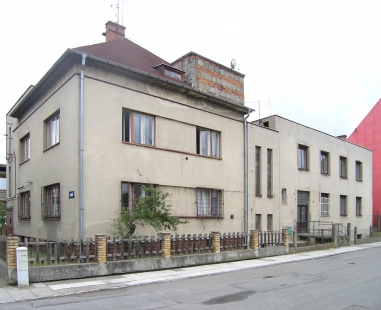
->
[171,52,245,105]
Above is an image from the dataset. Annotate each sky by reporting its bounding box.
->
[1,0,381,164]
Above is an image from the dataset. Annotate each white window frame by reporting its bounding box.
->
[45,113,60,149]
[298,145,308,170]
[197,128,220,158]
[321,151,329,174]
[122,109,155,146]
[320,193,330,216]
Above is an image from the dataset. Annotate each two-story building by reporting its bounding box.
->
[5,21,372,240]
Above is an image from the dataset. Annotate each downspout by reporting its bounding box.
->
[244,108,253,238]
[79,53,86,240]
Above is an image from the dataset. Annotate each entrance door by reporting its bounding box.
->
[297,191,309,233]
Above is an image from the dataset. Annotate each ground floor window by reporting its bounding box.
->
[41,184,60,220]
[196,188,223,218]
[121,182,150,211]
[18,191,31,220]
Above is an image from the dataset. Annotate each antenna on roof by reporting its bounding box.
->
[231,59,236,70]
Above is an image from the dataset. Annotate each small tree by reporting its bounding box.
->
[111,185,187,238]
[0,202,6,227]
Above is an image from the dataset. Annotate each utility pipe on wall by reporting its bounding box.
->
[79,53,86,240]
[244,108,253,237]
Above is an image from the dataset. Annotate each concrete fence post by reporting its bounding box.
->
[347,223,351,238]
[293,231,297,248]
[332,223,337,247]
[7,236,19,269]
[282,229,289,248]
[354,226,357,245]
[211,231,220,253]
[250,230,258,250]
[161,232,171,258]
[95,234,107,263]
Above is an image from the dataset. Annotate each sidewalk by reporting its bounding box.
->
[1,242,380,304]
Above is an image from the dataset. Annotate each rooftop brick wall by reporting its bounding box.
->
[172,54,245,105]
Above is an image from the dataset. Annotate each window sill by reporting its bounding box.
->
[43,142,60,152]
[20,158,30,165]
[298,168,309,172]
[320,214,330,217]
[255,194,262,197]
[122,141,222,160]
[18,216,31,221]
[356,179,362,182]
[321,173,330,176]
[340,176,348,180]
[356,215,362,217]
[267,195,274,198]
[43,216,61,221]
[340,214,347,217]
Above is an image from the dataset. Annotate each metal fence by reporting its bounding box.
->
[297,220,333,243]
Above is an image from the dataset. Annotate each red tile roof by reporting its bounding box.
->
[74,38,174,79]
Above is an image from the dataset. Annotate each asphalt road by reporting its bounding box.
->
[5,246,381,310]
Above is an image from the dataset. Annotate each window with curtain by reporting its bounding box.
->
[196,188,223,217]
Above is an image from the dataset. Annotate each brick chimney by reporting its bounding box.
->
[102,21,126,42]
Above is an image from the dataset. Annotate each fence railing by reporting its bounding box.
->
[1,230,287,266]
[19,237,97,266]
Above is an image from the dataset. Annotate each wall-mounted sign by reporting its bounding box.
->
[69,191,75,199]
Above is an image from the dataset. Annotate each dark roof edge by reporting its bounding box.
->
[8,49,249,118]
[170,51,245,78]
[8,49,73,117]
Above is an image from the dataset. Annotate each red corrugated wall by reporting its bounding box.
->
[348,98,381,222]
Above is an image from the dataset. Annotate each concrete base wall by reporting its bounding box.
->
[10,246,288,284]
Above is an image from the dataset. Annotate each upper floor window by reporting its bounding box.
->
[255,146,261,196]
[18,191,31,220]
[45,112,59,149]
[196,128,220,157]
[340,156,347,178]
[196,188,223,218]
[122,109,154,146]
[41,183,60,221]
[320,193,330,216]
[298,144,308,170]
[20,134,30,162]
[340,195,347,216]
[321,151,329,174]
[267,149,272,197]
[355,161,362,181]
[281,188,287,203]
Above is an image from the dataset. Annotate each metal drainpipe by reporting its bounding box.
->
[244,108,252,238]
[80,53,86,240]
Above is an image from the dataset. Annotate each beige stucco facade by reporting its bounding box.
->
[250,116,372,238]
[6,49,372,241]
